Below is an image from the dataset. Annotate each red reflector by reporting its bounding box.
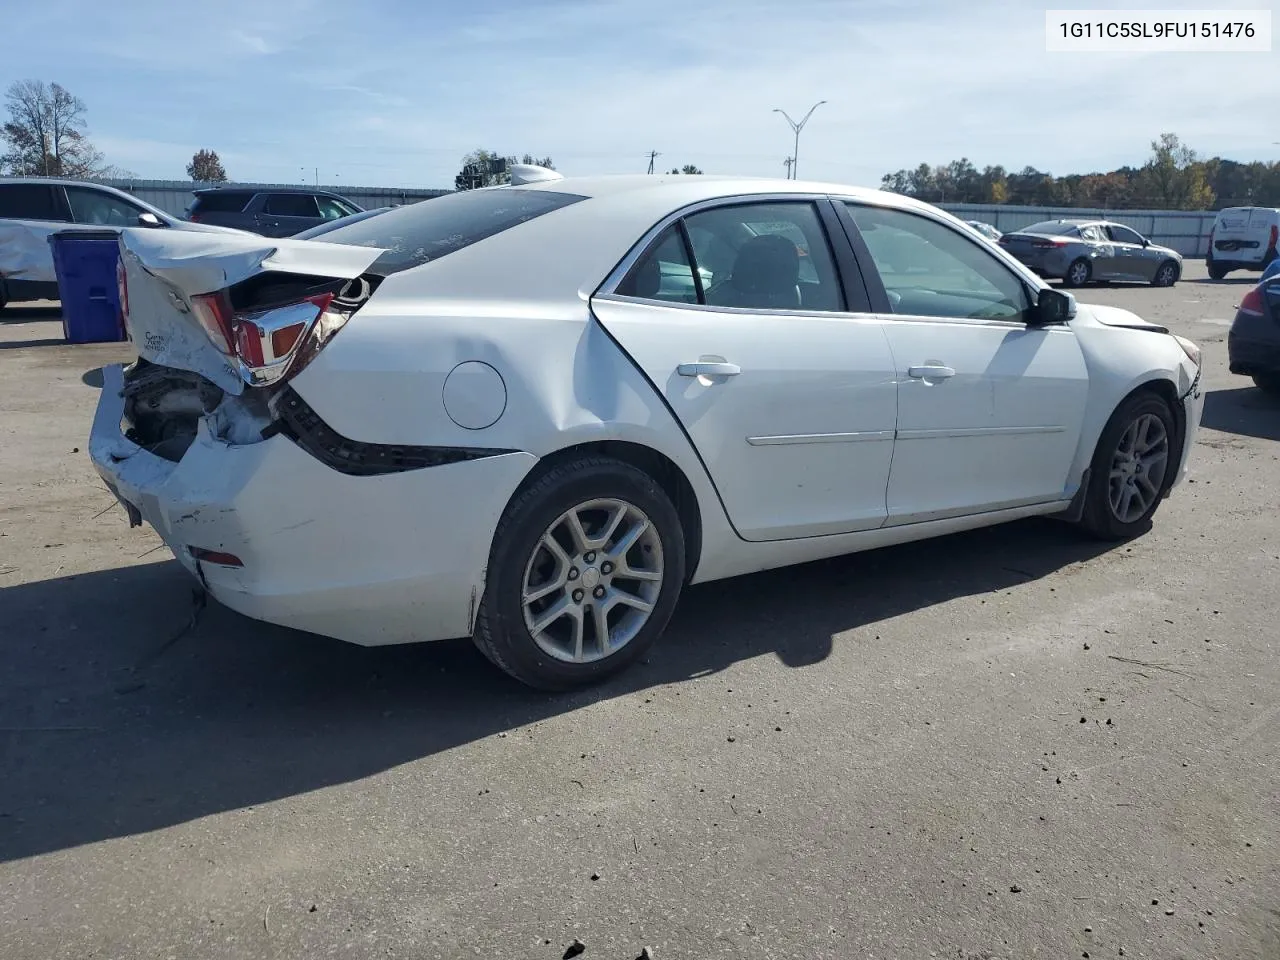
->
[1239,286,1265,316]
[234,320,265,367]
[189,547,244,567]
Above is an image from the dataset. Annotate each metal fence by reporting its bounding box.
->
[90,179,1216,257]
[940,203,1215,257]
[97,178,451,217]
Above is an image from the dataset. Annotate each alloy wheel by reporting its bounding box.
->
[1107,413,1170,523]
[520,497,664,663]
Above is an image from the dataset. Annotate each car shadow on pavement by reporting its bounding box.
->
[0,518,1113,864]
[1200,386,1280,441]
[0,305,61,322]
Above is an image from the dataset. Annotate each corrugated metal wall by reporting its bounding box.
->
[940,203,1214,256]
[92,179,1216,256]
[98,178,451,217]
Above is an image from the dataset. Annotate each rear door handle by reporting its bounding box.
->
[908,365,956,380]
[678,361,741,378]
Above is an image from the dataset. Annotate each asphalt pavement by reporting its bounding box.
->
[1,264,1277,960]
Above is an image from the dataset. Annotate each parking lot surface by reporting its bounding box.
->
[2,265,1278,960]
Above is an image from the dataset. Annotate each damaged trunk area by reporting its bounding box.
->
[121,358,274,461]
[120,269,380,462]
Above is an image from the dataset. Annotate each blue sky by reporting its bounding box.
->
[5,0,1277,189]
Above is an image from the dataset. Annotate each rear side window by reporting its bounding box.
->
[0,183,62,220]
[191,191,252,213]
[313,188,586,275]
[265,194,320,217]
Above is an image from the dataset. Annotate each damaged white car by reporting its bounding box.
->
[90,176,1204,689]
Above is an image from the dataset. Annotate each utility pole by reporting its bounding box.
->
[646,150,661,174]
[783,157,794,179]
[772,101,827,179]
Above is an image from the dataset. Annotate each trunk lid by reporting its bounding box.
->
[118,228,384,394]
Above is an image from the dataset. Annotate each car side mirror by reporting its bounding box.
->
[1030,287,1075,326]
[1141,238,1149,247]
[137,212,164,228]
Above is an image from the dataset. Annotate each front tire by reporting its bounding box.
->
[1078,392,1178,541]
[1152,260,1179,287]
[1063,258,1091,288]
[1253,373,1280,397]
[474,456,686,690]
[1208,262,1229,281]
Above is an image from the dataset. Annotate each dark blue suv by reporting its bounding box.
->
[187,187,363,237]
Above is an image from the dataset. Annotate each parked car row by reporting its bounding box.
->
[0,177,245,308]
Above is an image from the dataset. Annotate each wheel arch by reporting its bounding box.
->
[1110,377,1186,494]
[508,440,704,583]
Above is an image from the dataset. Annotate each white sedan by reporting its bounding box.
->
[90,176,1205,689]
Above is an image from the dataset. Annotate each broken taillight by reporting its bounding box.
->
[190,290,340,387]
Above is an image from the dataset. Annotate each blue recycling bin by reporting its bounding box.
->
[48,230,127,344]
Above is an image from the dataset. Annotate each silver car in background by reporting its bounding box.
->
[998,219,1182,288]
[966,220,1002,242]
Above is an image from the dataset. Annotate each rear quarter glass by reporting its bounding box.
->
[0,182,60,220]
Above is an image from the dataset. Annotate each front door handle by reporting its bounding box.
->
[908,365,956,380]
[678,361,741,378]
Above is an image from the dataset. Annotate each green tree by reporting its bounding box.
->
[667,164,703,174]
[186,148,227,182]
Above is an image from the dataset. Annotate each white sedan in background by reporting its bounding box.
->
[90,176,1204,689]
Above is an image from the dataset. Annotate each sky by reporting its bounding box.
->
[4,0,1278,189]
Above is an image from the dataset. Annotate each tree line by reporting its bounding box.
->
[880,134,1280,211]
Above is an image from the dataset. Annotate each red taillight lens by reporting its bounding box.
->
[1032,239,1067,249]
[190,292,236,354]
[1239,286,1265,316]
[228,292,336,385]
[1270,225,1278,249]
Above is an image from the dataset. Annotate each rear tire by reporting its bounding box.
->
[1151,260,1179,287]
[1063,258,1091,288]
[1253,373,1280,397]
[473,456,686,691]
[1208,262,1229,281]
[1078,392,1178,541]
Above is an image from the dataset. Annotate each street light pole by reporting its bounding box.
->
[772,101,826,179]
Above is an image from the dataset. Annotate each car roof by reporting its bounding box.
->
[192,186,353,198]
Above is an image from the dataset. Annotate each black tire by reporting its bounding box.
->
[473,456,686,690]
[1078,392,1178,541]
[1062,258,1091,288]
[1253,373,1280,397]
[1208,262,1229,281]
[1151,260,1179,287]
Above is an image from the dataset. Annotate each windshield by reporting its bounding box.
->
[312,188,585,274]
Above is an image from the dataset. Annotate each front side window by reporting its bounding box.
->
[316,197,351,221]
[65,187,144,226]
[846,203,1032,322]
[1106,224,1145,245]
